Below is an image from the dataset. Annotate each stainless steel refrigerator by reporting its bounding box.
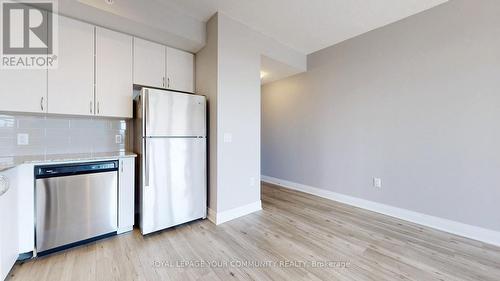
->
[134,88,206,235]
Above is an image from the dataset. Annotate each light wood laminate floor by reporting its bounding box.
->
[9,183,500,281]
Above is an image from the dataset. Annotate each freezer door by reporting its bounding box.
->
[144,89,206,137]
[141,137,206,235]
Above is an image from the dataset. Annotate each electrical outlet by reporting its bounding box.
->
[17,133,29,145]
[373,177,382,188]
[115,135,123,144]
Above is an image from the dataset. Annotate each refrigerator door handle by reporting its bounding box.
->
[144,141,149,187]
[143,89,150,187]
[144,89,149,137]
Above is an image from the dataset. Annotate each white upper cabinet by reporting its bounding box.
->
[96,27,133,118]
[0,69,47,113]
[166,47,194,93]
[133,38,195,93]
[48,16,94,116]
[0,15,195,116]
[133,38,165,88]
[0,9,47,114]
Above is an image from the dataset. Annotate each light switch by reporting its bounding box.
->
[17,133,29,145]
[250,177,256,187]
[373,178,382,188]
[223,133,232,143]
[115,135,123,144]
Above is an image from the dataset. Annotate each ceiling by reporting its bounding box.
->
[67,0,448,55]
[64,0,206,52]
[63,0,448,85]
[166,0,449,54]
[261,55,304,84]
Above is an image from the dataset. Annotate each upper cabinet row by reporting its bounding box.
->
[51,17,133,118]
[0,15,194,118]
[0,16,133,118]
[133,38,194,93]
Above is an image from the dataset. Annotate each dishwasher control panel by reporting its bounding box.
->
[36,161,118,178]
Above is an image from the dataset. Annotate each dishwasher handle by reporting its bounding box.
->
[36,161,119,178]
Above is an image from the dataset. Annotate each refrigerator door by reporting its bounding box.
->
[141,137,206,235]
[144,89,206,137]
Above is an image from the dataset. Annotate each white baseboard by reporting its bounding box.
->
[261,175,500,247]
[117,226,133,235]
[207,201,262,225]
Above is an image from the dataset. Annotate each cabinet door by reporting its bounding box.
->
[0,7,47,114]
[17,164,34,254]
[0,69,47,113]
[166,47,194,93]
[96,27,133,118]
[118,158,135,233]
[48,16,94,116]
[133,38,165,88]
[0,168,19,281]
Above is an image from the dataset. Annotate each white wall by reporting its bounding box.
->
[262,0,500,232]
[216,14,262,212]
[195,16,218,210]
[196,13,306,222]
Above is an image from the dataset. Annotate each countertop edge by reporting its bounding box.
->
[0,164,17,172]
[0,152,137,171]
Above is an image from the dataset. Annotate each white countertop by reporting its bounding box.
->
[0,151,137,172]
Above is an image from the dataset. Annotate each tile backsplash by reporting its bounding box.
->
[0,114,131,156]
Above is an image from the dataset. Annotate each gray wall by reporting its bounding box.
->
[262,0,500,232]
[0,114,128,156]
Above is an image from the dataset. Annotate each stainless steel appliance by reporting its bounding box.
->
[134,88,206,235]
[35,161,118,254]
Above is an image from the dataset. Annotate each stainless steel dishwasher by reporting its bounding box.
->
[35,161,118,255]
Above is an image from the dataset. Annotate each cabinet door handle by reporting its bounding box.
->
[162,77,165,88]
[121,161,124,173]
[90,101,93,114]
[167,78,170,88]
[97,102,100,115]
[40,97,44,112]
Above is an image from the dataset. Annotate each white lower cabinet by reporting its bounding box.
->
[17,164,34,254]
[118,158,135,234]
[0,168,19,281]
